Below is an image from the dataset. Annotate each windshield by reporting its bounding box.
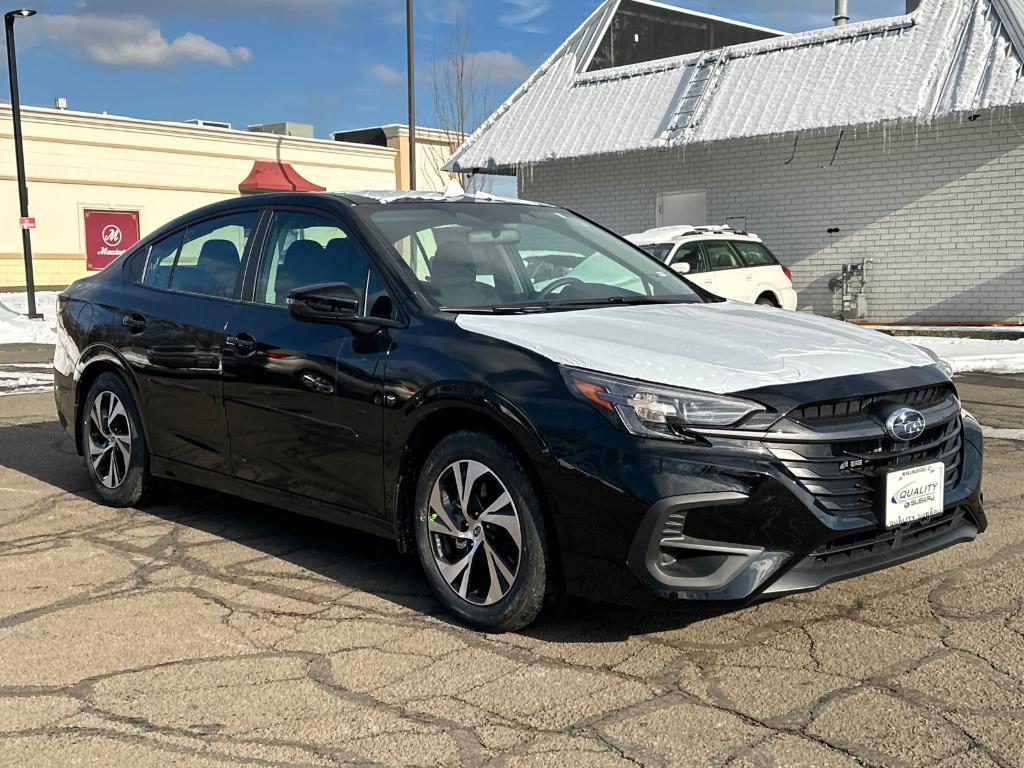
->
[639,243,675,262]
[362,203,701,312]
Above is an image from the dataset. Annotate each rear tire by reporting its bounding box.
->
[81,372,152,507]
[756,294,779,307]
[414,431,555,632]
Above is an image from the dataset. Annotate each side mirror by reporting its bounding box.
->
[673,262,692,275]
[287,283,360,324]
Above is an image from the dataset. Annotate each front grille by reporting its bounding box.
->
[800,507,967,568]
[791,384,954,426]
[767,390,963,520]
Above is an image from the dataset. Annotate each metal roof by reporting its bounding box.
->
[448,0,1024,173]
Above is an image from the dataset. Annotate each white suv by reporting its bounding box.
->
[626,226,797,310]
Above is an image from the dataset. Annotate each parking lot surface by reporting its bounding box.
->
[0,378,1021,768]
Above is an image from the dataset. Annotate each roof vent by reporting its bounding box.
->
[834,0,850,26]
[248,122,315,138]
[184,119,232,130]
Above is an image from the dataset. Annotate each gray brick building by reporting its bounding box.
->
[448,0,1024,324]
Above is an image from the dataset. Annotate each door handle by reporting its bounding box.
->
[226,334,257,356]
[122,313,147,333]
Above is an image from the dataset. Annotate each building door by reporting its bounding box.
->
[657,191,707,227]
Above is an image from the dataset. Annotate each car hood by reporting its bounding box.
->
[456,302,936,395]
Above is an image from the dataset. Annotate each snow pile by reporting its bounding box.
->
[0,364,53,396]
[906,336,1024,375]
[0,291,59,345]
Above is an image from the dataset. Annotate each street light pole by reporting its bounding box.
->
[406,0,417,191]
[5,9,40,319]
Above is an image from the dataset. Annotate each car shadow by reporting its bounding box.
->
[1,419,725,641]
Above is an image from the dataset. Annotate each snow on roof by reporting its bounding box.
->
[339,189,546,206]
[448,0,1024,173]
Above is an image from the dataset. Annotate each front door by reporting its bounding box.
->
[222,208,393,517]
[668,242,714,292]
[114,210,261,474]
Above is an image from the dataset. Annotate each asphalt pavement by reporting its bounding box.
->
[0,376,1021,767]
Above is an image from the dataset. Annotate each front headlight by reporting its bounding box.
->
[561,366,766,439]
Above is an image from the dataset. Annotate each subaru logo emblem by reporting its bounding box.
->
[886,408,926,442]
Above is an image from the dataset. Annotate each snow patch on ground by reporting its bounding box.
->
[904,336,1024,375]
[0,292,59,346]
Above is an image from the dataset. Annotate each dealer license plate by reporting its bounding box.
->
[883,462,945,527]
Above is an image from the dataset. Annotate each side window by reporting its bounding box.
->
[167,212,259,299]
[366,268,396,320]
[669,243,705,273]
[140,231,185,289]
[733,242,777,267]
[255,211,371,308]
[702,242,743,271]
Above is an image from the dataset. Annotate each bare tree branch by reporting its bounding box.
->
[430,5,494,192]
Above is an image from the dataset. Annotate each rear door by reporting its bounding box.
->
[700,241,751,302]
[731,240,787,297]
[115,210,262,474]
[222,207,395,516]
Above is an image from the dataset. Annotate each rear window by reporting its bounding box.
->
[733,241,777,267]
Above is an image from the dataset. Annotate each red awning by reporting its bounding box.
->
[238,161,326,194]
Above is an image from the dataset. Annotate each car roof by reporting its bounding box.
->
[628,226,763,246]
[141,190,550,244]
[331,190,550,207]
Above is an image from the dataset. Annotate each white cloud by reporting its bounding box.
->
[25,14,252,68]
[80,0,346,17]
[466,50,533,84]
[499,0,552,33]
[370,63,405,87]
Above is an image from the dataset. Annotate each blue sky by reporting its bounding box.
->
[7,0,905,137]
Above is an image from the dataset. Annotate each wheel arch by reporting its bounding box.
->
[392,396,558,565]
[74,349,147,456]
[755,289,780,306]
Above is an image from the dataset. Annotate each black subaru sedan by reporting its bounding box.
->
[54,192,985,631]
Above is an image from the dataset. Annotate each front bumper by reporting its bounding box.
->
[624,415,985,603]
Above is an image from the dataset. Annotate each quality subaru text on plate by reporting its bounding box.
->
[53,191,985,632]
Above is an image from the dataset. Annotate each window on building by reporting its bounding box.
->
[167,212,260,299]
[587,1,780,73]
[732,242,778,267]
[255,211,372,308]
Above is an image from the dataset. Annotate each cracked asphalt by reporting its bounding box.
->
[0,373,1021,768]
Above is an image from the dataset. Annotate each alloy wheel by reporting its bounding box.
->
[87,391,132,489]
[427,460,523,606]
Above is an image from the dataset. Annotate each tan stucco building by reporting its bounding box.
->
[0,106,453,289]
[332,124,458,193]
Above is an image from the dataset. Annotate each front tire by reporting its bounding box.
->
[414,431,555,632]
[81,372,152,507]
